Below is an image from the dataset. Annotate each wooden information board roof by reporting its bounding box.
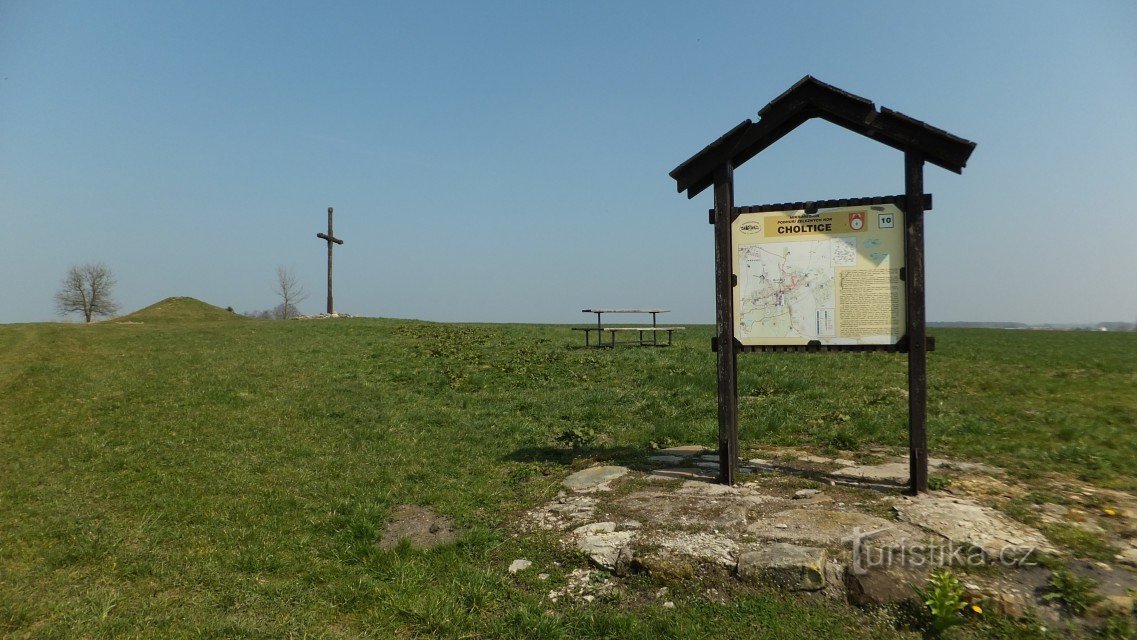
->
[669,76,977,199]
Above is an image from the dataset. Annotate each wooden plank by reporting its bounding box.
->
[581,309,670,313]
[905,152,929,495]
[670,119,752,196]
[603,327,686,332]
[713,164,739,485]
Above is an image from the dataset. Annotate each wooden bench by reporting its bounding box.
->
[574,309,684,347]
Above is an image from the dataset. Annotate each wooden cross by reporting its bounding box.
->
[315,206,344,315]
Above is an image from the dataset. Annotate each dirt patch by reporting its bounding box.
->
[377,505,459,550]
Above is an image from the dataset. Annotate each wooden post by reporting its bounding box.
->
[713,164,739,485]
[316,206,344,315]
[904,152,929,494]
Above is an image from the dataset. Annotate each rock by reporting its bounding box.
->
[636,553,698,580]
[737,543,827,591]
[675,481,740,497]
[546,568,615,603]
[662,601,675,609]
[528,494,597,530]
[697,454,720,462]
[794,489,821,499]
[832,462,910,484]
[538,573,549,581]
[575,528,636,573]
[649,532,739,568]
[833,458,856,467]
[1116,548,1137,567]
[824,562,846,597]
[646,455,684,465]
[987,589,1031,619]
[694,461,721,470]
[747,508,925,548]
[656,445,707,457]
[573,522,617,535]
[747,458,776,471]
[798,455,834,465]
[616,489,750,530]
[845,565,926,607]
[648,467,717,481]
[563,466,628,492]
[894,495,1055,558]
[509,558,532,574]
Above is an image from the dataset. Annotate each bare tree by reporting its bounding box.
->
[55,263,120,323]
[274,266,308,319]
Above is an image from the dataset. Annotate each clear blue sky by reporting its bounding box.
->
[2,1,1135,325]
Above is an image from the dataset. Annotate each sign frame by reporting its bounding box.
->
[711,194,932,353]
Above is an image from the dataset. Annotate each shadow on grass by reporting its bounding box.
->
[503,445,646,468]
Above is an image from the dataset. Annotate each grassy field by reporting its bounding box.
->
[1,299,1134,638]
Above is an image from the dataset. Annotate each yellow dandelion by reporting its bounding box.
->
[971,604,983,615]
[1103,508,1117,517]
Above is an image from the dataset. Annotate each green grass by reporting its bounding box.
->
[1,301,1134,637]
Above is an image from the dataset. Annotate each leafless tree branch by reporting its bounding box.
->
[55,263,120,323]
[274,266,308,319]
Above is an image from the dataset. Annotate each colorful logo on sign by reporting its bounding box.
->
[849,212,865,231]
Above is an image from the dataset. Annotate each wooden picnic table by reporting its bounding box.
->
[573,308,684,347]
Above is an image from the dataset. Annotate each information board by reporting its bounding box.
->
[732,203,906,346]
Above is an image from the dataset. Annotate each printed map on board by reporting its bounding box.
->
[736,237,857,341]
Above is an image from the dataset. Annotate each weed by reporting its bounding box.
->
[928,476,951,491]
[914,569,968,638]
[1044,567,1103,616]
[556,426,599,450]
[1096,616,1137,640]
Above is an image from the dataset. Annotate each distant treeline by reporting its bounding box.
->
[930,321,1136,331]
[929,322,1030,329]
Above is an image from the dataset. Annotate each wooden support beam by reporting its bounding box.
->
[713,164,739,485]
[904,152,929,494]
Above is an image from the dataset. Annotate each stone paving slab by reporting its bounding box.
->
[563,465,629,492]
[656,445,708,457]
[747,508,925,549]
[831,462,910,484]
[648,467,717,481]
[527,444,1134,619]
[894,495,1055,558]
[616,489,751,531]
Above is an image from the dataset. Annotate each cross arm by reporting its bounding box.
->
[316,233,344,245]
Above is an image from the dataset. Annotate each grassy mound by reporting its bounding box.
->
[118,296,243,323]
